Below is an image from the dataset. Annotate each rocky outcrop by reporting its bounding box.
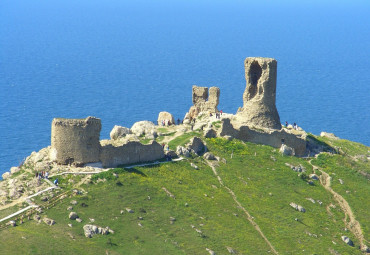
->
[131,121,156,136]
[43,217,56,226]
[157,111,175,126]
[83,224,114,238]
[2,172,10,180]
[185,86,220,120]
[237,57,281,130]
[341,236,354,246]
[320,132,339,140]
[279,144,295,156]
[110,125,131,140]
[203,152,216,160]
[290,202,306,213]
[69,212,79,220]
[187,137,206,155]
[176,146,190,157]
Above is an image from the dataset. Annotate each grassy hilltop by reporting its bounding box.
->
[0,127,369,254]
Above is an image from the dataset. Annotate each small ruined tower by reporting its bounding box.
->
[50,116,101,165]
[185,85,220,120]
[238,57,281,129]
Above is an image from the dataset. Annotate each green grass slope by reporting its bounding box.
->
[0,135,369,255]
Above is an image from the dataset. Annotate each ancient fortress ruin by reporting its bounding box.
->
[49,56,308,168]
[51,117,164,168]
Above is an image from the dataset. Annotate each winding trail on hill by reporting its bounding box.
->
[0,179,58,223]
[206,160,279,255]
[309,159,368,251]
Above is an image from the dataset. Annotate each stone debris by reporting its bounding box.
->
[131,121,156,137]
[290,202,306,213]
[43,217,56,226]
[7,220,16,227]
[138,222,143,227]
[70,200,78,205]
[309,174,319,180]
[68,224,72,227]
[69,212,79,220]
[83,224,114,238]
[33,215,41,221]
[110,125,131,140]
[341,236,354,246]
[339,179,344,185]
[320,132,339,140]
[280,144,295,156]
[206,248,216,255]
[190,163,199,170]
[76,218,82,223]
[306,198,316,203]
[176,146,190,157]
[125,208,134,213]
[203,152,216,160]
[162,187,176,199]
[226,247,236,254]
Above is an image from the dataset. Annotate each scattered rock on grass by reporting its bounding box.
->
[76,218,83,223]
[226,247,236,254]
[43,217,55,226]
[280,144,295,156]
[7,220,16,227]
[309,174,319,180]
[126,208,134,213]
[206,248,216,255]
[83,224,114,238]
[339,179,344,185]
[290,202,305,213]
[70,200,78,205]
[203,152,216,160]
[69,212,78,220]
[341,236,354,246]
[190,163,198,169]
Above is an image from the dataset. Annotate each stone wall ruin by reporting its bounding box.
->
[50,117,164,168]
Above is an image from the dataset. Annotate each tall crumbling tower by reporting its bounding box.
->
[238,57,281,129]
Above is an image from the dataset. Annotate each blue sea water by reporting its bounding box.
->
[1,0,369,175]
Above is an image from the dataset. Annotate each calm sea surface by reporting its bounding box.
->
[1,0,369,175]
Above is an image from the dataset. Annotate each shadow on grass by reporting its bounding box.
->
[120,167,147,177]
[307,134,336,154]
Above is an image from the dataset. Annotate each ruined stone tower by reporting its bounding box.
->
[185,85,220,120]
[50,117,101,165]
[239,57,281,129]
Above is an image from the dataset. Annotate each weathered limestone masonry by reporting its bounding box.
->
[219,119,307,156]
[185,85,220,120]
[238,57,281,130]
[50,117,165,168]
[100,141,164,168]
[50,117,101,165]
[218,57,306,156]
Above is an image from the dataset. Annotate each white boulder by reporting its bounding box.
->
[110,125,131,140]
